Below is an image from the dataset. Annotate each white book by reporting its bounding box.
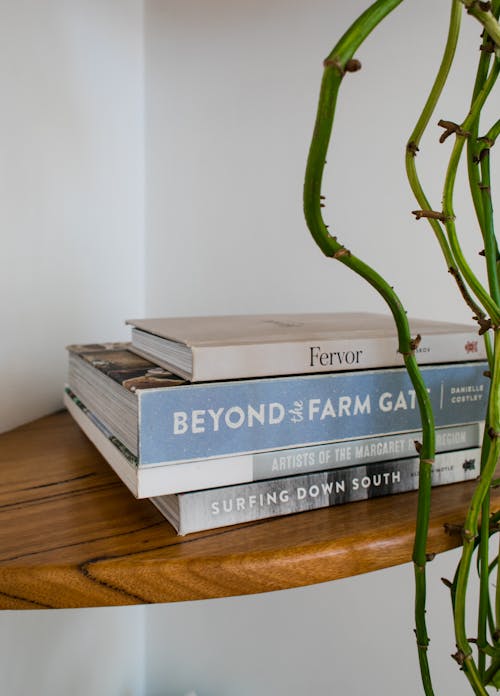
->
[126,312,485,382]
[64,391,483,499]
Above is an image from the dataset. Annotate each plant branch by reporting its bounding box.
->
[461,1,500,50]
[303,3,437,693]
[442,58,500,324]
[453,332,500,694]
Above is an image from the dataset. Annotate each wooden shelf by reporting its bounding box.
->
[0,411,496,610]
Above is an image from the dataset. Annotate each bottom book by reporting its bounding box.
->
[150,448,480,535]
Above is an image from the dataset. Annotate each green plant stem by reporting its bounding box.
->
[466,0,500,214]
[480,150,500,305]
[466,20,494,232]
[477,437,492,677]
[442,58,500,324]
[405,2,489,325]
[303,3,438,694]
[304,0,404,258]
[453,331,500,694]
[460,1,500,48]
[405,0,461,267]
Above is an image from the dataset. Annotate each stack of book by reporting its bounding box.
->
[64,313,488,534]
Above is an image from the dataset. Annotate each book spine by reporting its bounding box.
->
[251,422,482,480]
[138,361,488,464]
[192,331,485,380]
[153,448,480,534]
[65,390,483,498]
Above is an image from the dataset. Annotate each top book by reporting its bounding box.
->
[126,312,485,382]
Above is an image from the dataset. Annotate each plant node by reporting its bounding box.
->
[479,40,495,53]
[438,119,471,143]
[477,317,492,334]
[410,334,422,351]
[462,528,475,542]
[488,426,500,439]
[474,147,490,163]
[407,141,420,157]
[412,209,448,222]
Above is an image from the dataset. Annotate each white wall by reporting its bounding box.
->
[144,0,495,322]
[145,547,477,696]
[1,606,145,696]
[143,1,493,694]
[0,0,145,433]
[0,2,146,695]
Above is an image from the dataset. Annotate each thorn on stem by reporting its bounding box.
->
[441,577,453,589]
[410,334,422,351]
[451,650,467,666]
[426,553,436,562]
[333,247,351,260]
[479,41,495,53]
[414,440,423,453]
[323,57,361,76]
[345,59,362,73]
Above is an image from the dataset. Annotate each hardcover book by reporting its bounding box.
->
[66,343,489,465]
[64,389,482,498]
[150,447,481,535]
[126,313,485,382]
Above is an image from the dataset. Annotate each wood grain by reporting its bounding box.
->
[0,411,497,609]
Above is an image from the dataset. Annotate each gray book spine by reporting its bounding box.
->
[153,448,480,534]
[251,422,481,480]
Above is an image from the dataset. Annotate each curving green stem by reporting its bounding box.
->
[466,4,498,231]
[405,0,461,267]
[452,331,500,694]
[303,2,439,693]
[405,2,490,326]
[477,429,493,678]
[479,149,500,305]
[442,58,500,325]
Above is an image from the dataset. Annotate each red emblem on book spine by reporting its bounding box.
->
[465,340,478,354]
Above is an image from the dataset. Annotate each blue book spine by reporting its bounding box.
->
[138,361,488,464]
